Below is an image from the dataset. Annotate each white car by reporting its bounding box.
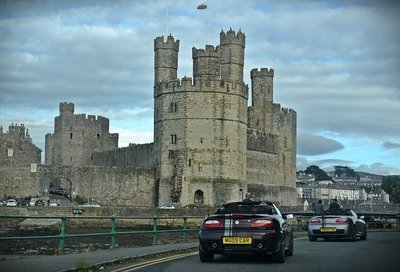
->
[158,204,175,209]
[49,200,60,207]
[6,199,17,207]
[29,198,39,206]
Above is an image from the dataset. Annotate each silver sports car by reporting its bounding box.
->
[308,209,367,241]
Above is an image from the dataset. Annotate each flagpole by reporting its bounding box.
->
[166,0,169,35]
[207,6,209,44]
[197,2,208,45]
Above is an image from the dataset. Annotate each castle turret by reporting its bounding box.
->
[154,34,179,85]
[192,45,220,83]
[59,102,74,116]
[220,28,245,82]
[248,68,274,131]
[251,68,274,106]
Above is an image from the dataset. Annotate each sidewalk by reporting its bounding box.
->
[0,242,199,272]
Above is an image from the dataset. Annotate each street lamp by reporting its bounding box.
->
[59,176,72,203]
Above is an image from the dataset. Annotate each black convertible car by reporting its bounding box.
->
[198,201,294,263]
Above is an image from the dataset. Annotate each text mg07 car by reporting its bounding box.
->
[308,209,367,241]
[199,201,294,263]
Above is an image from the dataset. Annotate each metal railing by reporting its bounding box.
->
[1,212,398,255]
[0,215,203,254]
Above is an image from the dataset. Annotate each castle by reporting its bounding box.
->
[1,29,297,207]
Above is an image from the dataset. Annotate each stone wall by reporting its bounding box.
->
[91,143,155,168]
[51,166,156,207]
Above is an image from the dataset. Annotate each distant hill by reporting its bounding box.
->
[356,172,383,177]
[299,165,384,181]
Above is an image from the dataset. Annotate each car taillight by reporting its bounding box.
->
[336,218,349,224]
[203,219,224,228]
[309,218,321,224]
[251,219,273,228]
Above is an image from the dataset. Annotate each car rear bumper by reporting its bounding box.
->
[199,231,283,254]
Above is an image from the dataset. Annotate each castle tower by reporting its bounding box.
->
[154,30,249,208]
[220,28,245,82]
[154,35,179,85]
[45,102,118,166]
[192,45,220,83]
[248,68,275,131]
[59,102,74,117]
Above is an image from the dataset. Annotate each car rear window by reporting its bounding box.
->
[220,202,275,215]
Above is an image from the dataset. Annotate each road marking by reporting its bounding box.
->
[110,251,198,272]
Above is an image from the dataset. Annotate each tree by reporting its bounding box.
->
[304,165,332,181]
[334,165,360,181]
[381,176,400,204]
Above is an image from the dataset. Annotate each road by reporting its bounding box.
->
[106,232,400,272]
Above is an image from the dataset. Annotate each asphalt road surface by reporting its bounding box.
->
[109,232,400,272]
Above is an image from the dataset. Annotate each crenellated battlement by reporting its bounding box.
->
[251,68,274,78]
[154,34,179,51]
[192,45,220,58]
[220,28,246,46]
[59,102,74,115]
[154,77,248,99]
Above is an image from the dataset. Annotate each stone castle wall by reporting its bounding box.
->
[91,143,155,168]
[51,166,156,207]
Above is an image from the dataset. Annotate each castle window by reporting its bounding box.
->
[168,150,174,159]
[170,102,178,113]
[7,148,13,157]
[256,119,259,126]
[200,138,203,144]
[97,133,101,140]
[171,134,177,144]
[188,159,191,167]
[70,133,73,139]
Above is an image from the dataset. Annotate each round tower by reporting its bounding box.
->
[154,34,179,85]
[220,28,245,82]
[192,45,220,83]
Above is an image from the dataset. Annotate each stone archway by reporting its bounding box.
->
[194,190,204,204]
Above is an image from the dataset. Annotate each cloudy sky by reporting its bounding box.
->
[1,0,399,175]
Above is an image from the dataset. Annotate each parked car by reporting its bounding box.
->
[198,201,294,263]
[158,204,175,209]
[49,199,60,207]
[18,199,30,206]
[34,199,45,206]
[6,199,18,207]
[29,198,39,206]
[308,209,367,241]
[51,188,68,196]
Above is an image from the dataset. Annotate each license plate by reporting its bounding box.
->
[320,228,336,232]
[222,237,252,244]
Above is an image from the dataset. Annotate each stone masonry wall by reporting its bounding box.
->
[52,166,156,207]
[91,143,154,168]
